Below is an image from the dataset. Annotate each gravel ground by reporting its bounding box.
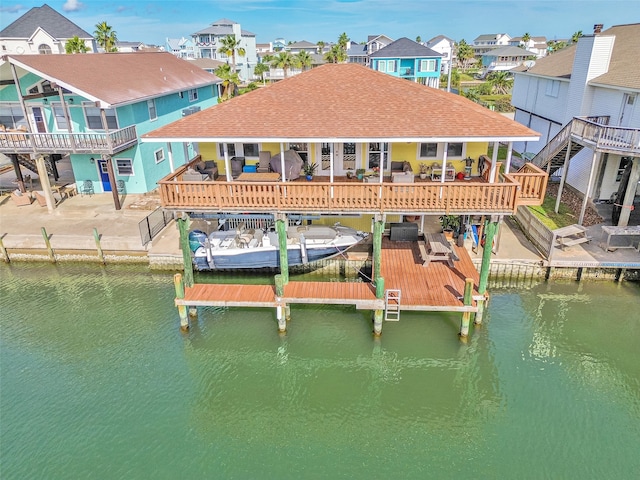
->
[546,182,604,227]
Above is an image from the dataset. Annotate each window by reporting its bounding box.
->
[38,44,52,54]
[447,143,463,157]
[288,143,308,162]
[154,148,165,164]
[51,103,68,129]
[82,102,118,130]
[545,80,560,98]
[242,143,259,158]
[616,157,631,182]
[115,158,134,176]
[147,99,157,121]
[387,60,396,72]
[368,142,388,169]
[218,143,236,157]
[0,104,26,129]
[419,59,436,72]
[419,143,438,158]
[377,60,386,72]
[188,89,198,102]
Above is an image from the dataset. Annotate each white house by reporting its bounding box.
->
[166,37,195,58]
[0,3,96,55]
[191,18,258,81]
[509,36,548,58]
[511,23,640,226]
[425,35,456,73]
[472,33,511,56]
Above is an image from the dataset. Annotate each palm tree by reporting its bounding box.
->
[416,35,422,43]
[547,39,568,54]
[316,40,325,54]
[218,35,246,79]
[521,32,531,47]
[324,44,346,63]
[65,36,88,54]
[455,39,474,70]
[253,62,269,84]
[94,21,118,52]
[215,64,240,101]
[269,51,298,79]
[571,31,583,43]
[296,51,313,71]
[338,32,349,51]
[486,71,513,95]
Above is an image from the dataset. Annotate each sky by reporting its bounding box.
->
[0,0,635,46]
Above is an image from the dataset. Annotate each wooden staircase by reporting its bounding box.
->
[14,153,56,177]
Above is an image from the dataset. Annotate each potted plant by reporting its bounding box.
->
[355,168,366,180]
[302,162,318,180]
[419,163,430,179]
[346,169,354,179]
[439,215,461,241]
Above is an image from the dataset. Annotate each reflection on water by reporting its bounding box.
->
[1,264,639,478]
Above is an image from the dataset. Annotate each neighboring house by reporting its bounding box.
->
[191,18,257,81]
[256,42,272,57]
[472,33,511,56]
[273,38,286,51]
[166,37,196,58]
[509,36,548,58]
[481,45,537,73]
[185,57,225,74]
[0,3,96,55]
[287,41,317,54]
[348,34,393,67]
[511,23,640,226]
[115,41,145,53]
[142,63,544,222]
[425,35,456,73]
[0,52,220,205]
[369,37,443,87]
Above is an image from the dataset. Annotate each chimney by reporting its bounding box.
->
[593,24,603,34]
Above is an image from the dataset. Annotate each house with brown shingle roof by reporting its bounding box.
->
[0,52,221,206]
[141,63,546,220]
[511,23,640,226]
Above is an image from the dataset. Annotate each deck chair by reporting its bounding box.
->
[257,151,271,173]
[10,190,32,206]
[80,180,94,196]
[34,190,62,207]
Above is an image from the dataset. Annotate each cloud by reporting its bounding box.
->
[63,0,85,12]
[0,4,26,13]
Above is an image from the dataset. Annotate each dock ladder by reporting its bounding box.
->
[384,289,401,321]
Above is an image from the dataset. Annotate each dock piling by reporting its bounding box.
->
[93,228,105,264]
[174,273,189,331]
[459,278,474,337]
[41,227,55,263]
[0,235,9,263]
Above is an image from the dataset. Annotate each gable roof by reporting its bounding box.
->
[142,63,538,142]
[289,40,316,48]
[512,23,640,89]
[7,52,220,107]
[0,4,92,39]
[369,37,442,58]
[426,35,455,46]
[483,46,536,57]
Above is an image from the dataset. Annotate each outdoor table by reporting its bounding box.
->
[599,225,640,251]
[552,224,590,250]
[236,172,280,182]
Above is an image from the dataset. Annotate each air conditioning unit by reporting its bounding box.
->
[181,106,201,117]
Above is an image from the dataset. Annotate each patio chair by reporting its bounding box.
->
[80,180,94,196]
[257,151,271,173]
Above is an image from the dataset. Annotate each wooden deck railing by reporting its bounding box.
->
[506,163,548,206]
[571,117,640,155]
[0,125,138,154]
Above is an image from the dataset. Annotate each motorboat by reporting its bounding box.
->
[188,223,367,270]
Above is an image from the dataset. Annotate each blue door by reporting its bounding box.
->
[98,159,111,192]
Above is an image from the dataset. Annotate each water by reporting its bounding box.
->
[1,264,639,479]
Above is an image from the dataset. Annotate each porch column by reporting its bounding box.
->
[378,145,385,183]
[102,154,121,210]
[441,143,448,184]
[57,85,76,150]
[35,155,55,213]
[489,141,499,183]
[280,143,286,181]
[329,143,334,182]
[618,157,640,227]
[10,155,26,193]
[9,63,32,135]
[223,144,231,181]
[167,142,175,172]
[504,142,513,174]
[578,151,600,225]
[555,139,573,214]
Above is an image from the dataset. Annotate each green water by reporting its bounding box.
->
[1,264,639,479]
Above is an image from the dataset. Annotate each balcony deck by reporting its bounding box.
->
[158,160,547,216]
[0,125,138,155]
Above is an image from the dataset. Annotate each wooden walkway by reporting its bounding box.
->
[178,237,480,313]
